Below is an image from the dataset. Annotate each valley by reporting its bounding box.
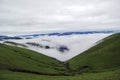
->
[0,33,120,80]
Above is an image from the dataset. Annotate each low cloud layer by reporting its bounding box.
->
[0,0,120,35]
[3,33,111,61]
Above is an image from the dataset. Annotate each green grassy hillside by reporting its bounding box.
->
[0,69,120,80]
[67,33,120,72]
[0,44,66,75]
[0,33,120,80]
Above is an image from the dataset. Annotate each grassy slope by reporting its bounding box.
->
[67,33,120,72]
[0,44,66,75]
[0,33,120,80]
[0,68,120,80]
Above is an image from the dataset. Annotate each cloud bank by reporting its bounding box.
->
[0,0,120,35]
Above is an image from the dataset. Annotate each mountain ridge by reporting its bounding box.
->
[0,30,117,40]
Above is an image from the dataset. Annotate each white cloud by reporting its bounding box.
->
[6,33,112,61]
[0,0,120,35]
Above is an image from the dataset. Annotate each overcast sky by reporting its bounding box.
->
[0,0,120,35]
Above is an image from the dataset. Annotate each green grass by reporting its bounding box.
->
[67,33,120,72]
[0,44,66,75]
[0,33,120,80]
[0,69,120,80]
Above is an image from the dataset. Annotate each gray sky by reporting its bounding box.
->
[0,0,120,35]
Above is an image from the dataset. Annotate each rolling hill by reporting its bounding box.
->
[0,44,67,75]
[0,33,120,80]
[67,33,120,72]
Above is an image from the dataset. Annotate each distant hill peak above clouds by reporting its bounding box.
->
[0,30,118,40]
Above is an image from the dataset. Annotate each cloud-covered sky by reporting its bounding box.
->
[0,0,120,35]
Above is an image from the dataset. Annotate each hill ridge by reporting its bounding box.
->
[0,33,120,77]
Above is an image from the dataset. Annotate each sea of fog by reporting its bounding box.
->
[3,33,112,61]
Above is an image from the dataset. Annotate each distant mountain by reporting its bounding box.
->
[19,30,116,37]
[0,30,117,40]
[0,36,23,40]
[48,31,114,36]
